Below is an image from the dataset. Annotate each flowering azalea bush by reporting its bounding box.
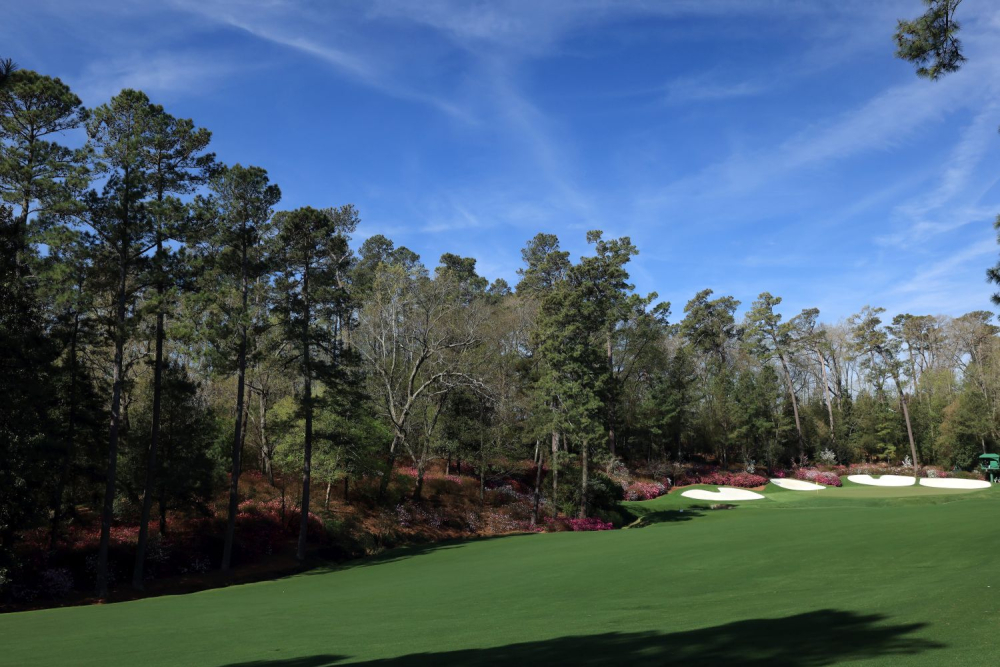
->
[623,481,668,501]
[398,466,464,485]
[793,468,843,487]
[564,517,614,531]
[847,463,921,476]
[697,472,768,488]
[544,517,614,532]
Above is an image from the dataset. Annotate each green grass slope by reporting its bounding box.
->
[2,483,999,666]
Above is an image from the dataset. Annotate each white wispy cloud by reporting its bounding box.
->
[883,235,999,315]
[663,75,766,104]
[74,51,247,105]
[165,0,474,120]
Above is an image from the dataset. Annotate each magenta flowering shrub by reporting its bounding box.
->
[623,481,668,501]
[697,472,768,488]
[793,468,843,487]
[398,466,464,485]
[563,517,614,531]
[543,517,614,531]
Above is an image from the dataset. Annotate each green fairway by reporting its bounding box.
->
[3,483,999,666]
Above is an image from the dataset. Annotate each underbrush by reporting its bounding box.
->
[7,498,327,605]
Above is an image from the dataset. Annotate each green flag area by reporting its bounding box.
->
[2,481,998,666]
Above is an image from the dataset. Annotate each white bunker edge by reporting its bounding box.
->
[681,487,765,501]
[770,478,824,491]
[919,477,992,490]
[847,474,915,487]
[847,474,992,490]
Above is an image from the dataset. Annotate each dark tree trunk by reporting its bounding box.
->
[378,434,400,500]
[159,430,170,536]
[297,270,313,562]
[777,350,805,463]
[531,442,544,527]
[551,431,559,516]
[222,237,250,572]
[259,389,273,485]
[96,250,128,599]
[414,462,426,500]
[579,438,589,519]
[817,348,836,444]
[607,332,616,456]
[133,305,165,589]
[897,381,919,476]
[50,313,80,550]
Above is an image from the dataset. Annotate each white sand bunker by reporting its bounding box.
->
[681,487,765,501]
[919,478,992,490]
[847,474,916,487]
[770,478,825,491]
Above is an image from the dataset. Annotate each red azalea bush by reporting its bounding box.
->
[623,481,668,501]
[566,517,614,531]
[545,517,614,532]
[793,468,843,487]
[697,472,769,488]
[397,466,465,485]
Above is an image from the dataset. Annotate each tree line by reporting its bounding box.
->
[3,43,1000,596]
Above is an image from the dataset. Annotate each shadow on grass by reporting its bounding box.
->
[219,608,943,667]
[303,533,541,577]
[626,505,715,527]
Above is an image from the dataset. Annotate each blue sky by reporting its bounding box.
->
[5,0,1000,322]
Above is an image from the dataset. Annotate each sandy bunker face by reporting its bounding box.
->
[847,474,916,487]
[770,478,824,491]
[681,487,765,501]
[918,477,992,490]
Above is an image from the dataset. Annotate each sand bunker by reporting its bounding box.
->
[847,474,916,487]
[770,478,825,491]
[681,487,765,501]
[918,478,992,490]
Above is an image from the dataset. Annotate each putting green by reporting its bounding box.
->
[2,482,999,666]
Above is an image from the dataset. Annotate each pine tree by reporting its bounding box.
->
[272,205,357,560]
[191,164,280,571]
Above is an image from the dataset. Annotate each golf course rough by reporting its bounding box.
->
[1,481,998,666]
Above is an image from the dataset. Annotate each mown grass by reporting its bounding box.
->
[2,481,998,666]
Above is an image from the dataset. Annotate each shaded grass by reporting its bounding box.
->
[1,484,998,666]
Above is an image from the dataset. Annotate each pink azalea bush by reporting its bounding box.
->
[698,472,769,488]
[623,481,668,501]
[398,466,464,485]
[545,517,614,531]
[793,468,843,487]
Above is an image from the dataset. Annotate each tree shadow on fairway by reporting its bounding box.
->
[303,533,540,577]
[219,608,943,667]
[627,505,711,527]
